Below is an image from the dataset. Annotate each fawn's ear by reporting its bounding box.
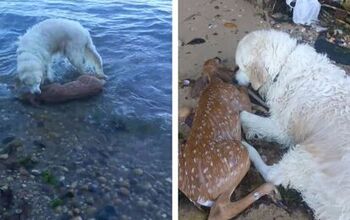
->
[191,74,209,98]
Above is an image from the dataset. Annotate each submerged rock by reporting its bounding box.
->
[95,205,118,220]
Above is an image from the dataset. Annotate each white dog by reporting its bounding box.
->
[17,18,106,94]
[235,30,350,220]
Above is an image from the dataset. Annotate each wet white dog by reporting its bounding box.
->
[235,30,350,220]
[17,18,106,94]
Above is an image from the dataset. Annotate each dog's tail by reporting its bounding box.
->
[84,40,106,78]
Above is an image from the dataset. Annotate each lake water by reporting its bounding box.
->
[0,0,172,219]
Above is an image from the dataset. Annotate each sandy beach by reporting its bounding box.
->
[178,0,316,219]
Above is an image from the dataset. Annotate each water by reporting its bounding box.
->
[0,0,172,219]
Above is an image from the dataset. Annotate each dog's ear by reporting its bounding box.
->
[249,61,268,91]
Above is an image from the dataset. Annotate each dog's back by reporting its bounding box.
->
[18,19,89,54]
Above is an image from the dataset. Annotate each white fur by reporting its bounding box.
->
[17,18,106,94]
[236,30,350,220]
[235,69,250,86]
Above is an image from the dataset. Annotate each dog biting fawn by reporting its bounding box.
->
[179,58,283,220]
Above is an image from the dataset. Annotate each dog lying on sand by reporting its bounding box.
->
[235,29,350,220]
[21,75,105,105]
[17,18,106,94]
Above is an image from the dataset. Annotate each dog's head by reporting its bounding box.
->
[16,51,44,94]
[235,30,297,93]
[17,72,42,94]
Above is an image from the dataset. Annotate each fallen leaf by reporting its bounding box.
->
[224,22,237,29]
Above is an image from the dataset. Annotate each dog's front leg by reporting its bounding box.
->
[47,64,55,82]
[242,141,285,185]
[240,111,290,146]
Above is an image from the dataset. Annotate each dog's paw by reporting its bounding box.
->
[240,111,266,140]
[245,130,265,141]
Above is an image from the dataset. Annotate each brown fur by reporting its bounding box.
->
[180,58,283,220]
[22,75,105,105]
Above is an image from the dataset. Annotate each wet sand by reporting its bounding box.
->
[178,0,315,219]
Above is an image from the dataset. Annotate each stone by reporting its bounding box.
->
[133,168,143,176]
[118,187,130,197]
[95,205,118,219]
[98,176,107,183]
[0,154,9,160]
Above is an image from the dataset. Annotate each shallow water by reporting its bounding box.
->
[0,0,171,219]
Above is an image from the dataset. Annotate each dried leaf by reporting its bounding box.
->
[224,22,237,29]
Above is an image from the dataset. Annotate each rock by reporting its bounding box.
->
[86,197,95,206]
[15,208,22,214]
[118,179,130,188]
[86,206,97,215]
[71,216,82,220]
[137,199,149,208]
[87,183,98,193]
[71,181,78,188]
[5,139,23,154]
[95,205,118,219]
[0,154,9,159]
[118,187,130,197]
[0,186,13,209]
[31,169,41,175]
[98,176,107,183]
[133,168,143,176]
[19,167,30,176]
[59,176,66,182]
[73,208,80,215]
[142,182,152,190]
[183,79,190,86]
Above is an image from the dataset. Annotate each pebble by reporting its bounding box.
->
[31,169,41,175]
[73,208,81,215]
[118,187,130,196]
[183,79,190,86]
[86,206,97,215]
[98,176,107,183]
[59,176,66,182]
[87,183,99,193]
[71,181,78,188]
[137,199,149,208]
[133,168,143,176]
[119,179,130,188]
[0,154,9,159]
[142,182,152,190]
[19,167,30,176]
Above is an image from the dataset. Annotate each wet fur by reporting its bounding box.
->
[236,30,350,220]
[17,18,106,94]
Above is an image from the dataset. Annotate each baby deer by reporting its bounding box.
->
[179,58,282,220]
